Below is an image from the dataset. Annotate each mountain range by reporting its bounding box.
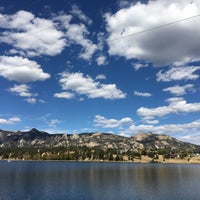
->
[0,128,199,153]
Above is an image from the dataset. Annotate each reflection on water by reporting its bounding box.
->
[0,161,200,200]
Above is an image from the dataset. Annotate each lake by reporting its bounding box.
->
[0,161,200,200]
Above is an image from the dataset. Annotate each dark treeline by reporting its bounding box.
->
[0,146,195,161]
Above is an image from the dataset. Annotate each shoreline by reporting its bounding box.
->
[2,156,200,164]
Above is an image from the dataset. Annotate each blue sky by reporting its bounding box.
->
[0,0,200,144]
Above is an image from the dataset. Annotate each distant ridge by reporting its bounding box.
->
[0,129,199,152]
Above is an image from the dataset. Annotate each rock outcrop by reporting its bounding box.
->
[0,128,199,152]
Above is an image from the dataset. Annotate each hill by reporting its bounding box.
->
[0,128,199,153]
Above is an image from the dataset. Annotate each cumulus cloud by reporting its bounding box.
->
[0,56,50,83]
[96,55,107,65]
[0,9,102,63]
[0,117,21,125]
[106,0,200,66]
[0,10,66,57]
[54,91,75,99]
[55,72,126,99]
[137,97,200,120]
[134,90,152,97]
[96,74,106,80]
[157,66,200,82]
[163,84,195,96]
[94,115,133,128]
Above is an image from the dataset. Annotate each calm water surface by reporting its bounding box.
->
[0,161,200,200]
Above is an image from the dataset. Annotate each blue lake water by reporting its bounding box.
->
[0,161,200,200]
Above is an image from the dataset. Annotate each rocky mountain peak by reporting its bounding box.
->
[133,132,154,142]
[0,129,199,153]
[30,128,41,134]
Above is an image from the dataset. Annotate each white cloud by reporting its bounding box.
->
[9,84,33,97]
[93,114,200,144]
[163,84,195,96]
[123,119,200,144]
[134,90,152,97]
[97,32,105,50]
[106,0,200,66]
[132,62,149,71]
[55,13,98,61]
[0,56,50,83]
[96,74,106,80]
[25,98,36,104]
[0,117,21,125]
[178,134,200,145]
[137,97,200,120]
[96,55,107,65]
[157,66,200,82]
[118,0,132,8]
[54,91,75,99]
[0,10,66,57]
[0,9,102,63]
[70,4,92,25]
[145,120,159,125]
[94,115,133,128]
[47,119,61,127]
[56,72,126,99]
[8,84,45,104]
[38,99,46,103]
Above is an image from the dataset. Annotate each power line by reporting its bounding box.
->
[1,4,199,44]
[109,14,200,42]
[6,13,200,44]
[0,7,200,58]
[15,26,55,41]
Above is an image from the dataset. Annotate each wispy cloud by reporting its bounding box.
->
[157,66,200,82]
[9,84,33,97]
[9,84,38,104]
[132,63,149,71]
[47,119,61,127]
[163,84,195,96]
[70,4,92,25]
[123,119,200,144]
[25,98,37,104]
[55,13,97,61]
[0,117,21,125]
[134,90,152,97]
[96,74,106,80]
[137,97,200,120]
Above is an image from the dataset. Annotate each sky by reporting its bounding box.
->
[0,0,200,144]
